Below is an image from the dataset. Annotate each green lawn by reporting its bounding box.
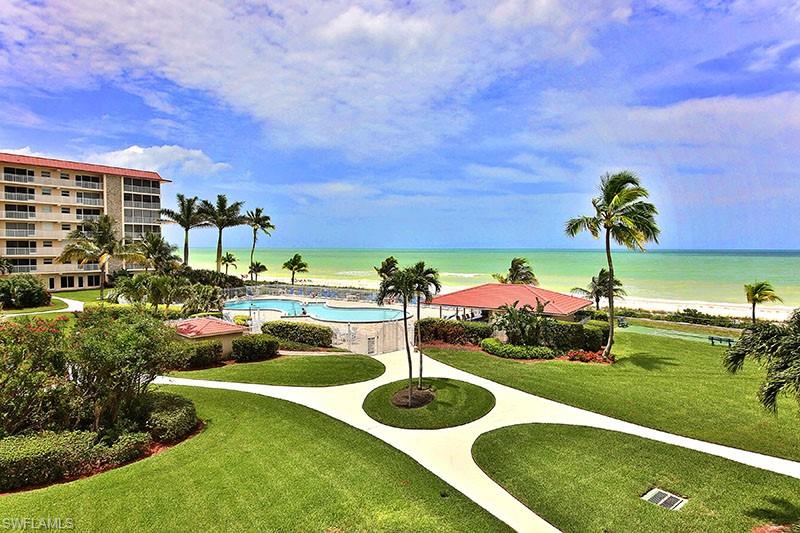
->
[362,378,495,429]
[425,331,800,461]
[174,355,386,387]
[627,317,742,338]
[473,424,800,532]
[0,387,508,532]
[0,298,68,315]
[55,289,103,303]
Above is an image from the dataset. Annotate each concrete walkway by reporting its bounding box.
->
[155,349,800,533]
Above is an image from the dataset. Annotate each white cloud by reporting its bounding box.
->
[86,145,230,175]
[0,146,51,157]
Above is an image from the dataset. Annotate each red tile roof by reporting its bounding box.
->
[429,283,592,316]
[0,152,169,182]
[173,317,247,338]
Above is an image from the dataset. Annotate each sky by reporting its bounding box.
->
[1,0,799,250]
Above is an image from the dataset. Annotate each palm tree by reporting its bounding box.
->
[565,171,659,357]
[282,253,308,285]
[221,252,238,275]
[137,233,179,273]
[0,257,12,275]
[160,194,209,265]
[182,284,224,315]
[374,256,399,281]
[571,268,627,310]
[243,208,275,279]
[493,257,538,285]
[57,215,145,299]
[249,261,267,284]
[377,267,416,407]
[199,195,245,272]
[409,261,441,388]
[744,281,783,324]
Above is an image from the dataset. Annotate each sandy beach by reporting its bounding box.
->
[253,274,796,321]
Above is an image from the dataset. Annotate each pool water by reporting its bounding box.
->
[224,298,405,323]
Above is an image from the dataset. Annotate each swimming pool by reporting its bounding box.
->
[224,298,406,323]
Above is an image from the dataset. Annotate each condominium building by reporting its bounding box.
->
[0,152,169,291]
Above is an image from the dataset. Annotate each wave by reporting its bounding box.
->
[335,270,373,276]
[441,272,482,278]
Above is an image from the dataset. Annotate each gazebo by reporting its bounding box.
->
[428,283,592,321]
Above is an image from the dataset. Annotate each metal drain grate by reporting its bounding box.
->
[641,488,687,510]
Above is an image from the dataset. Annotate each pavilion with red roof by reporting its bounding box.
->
[428,283,592,320]
[172,317,248,356]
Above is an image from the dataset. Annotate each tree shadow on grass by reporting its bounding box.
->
[615,353,680,371]
[746,497,800,526]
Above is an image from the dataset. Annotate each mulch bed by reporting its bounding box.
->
[391,386,436,408]
[421,341,483,351]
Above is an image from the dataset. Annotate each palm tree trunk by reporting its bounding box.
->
[752,302,757,324]
[595,296,600,310]
[215,228,223,272]
[604,228,615,358]
[417,294,423,389]
[250,230,256,280]
[183,228,190,265]
[291,271,295,285]
[100,263,107,300]
[402,298,413,407]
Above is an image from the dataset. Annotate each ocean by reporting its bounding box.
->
[186,248,800,306]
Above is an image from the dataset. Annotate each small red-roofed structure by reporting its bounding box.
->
[172,317,248,356]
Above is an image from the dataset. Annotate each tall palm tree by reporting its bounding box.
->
[199,195,245,273]
[282,253,308,285]
[57,215,145,299]
[0,257,12,275]
[137,233,179,273]
[243,208,275,279]
[249,261,267,284]
[571,268,627,310]
[374,256,399,281]
[493,257,538,285]
[409,261,441,388]
[160,194,208,265]
[221,252,238,276]
[566,171,659,357]
[377,267,416,407]
[744,281,783,324]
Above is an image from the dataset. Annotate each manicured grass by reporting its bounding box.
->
[627,317,742,338]
[55,289,103,302]
[0,386,509,532]
[0,298,68,315]
[473,424,800,532]
[363,378,495,429]
[425,331,800,461]
[174,355,386,387]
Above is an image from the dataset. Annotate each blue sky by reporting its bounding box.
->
[1,0,799,250]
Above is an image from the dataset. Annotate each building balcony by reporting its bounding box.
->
[0,211,100,222]
[2,192,104,206]
[9,263,100,274]
[123,201,161,209]
[124,184,161,195]
[3,173,104,191]
[3,229,70,239]
[4,247,63,257]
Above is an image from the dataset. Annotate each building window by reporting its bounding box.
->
[41,171,51,178]
[43,240,53,247]
[49,278,55,290]
[61,207,70,214]
[43,259,53,265]
[60,276,75,289]
[42,188,52,196]
[61,224,71,231]
[61,190,70,197]
[87,274,100,287]
[60,172,69,180]
[78,276,84,288]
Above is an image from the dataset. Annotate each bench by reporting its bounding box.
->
[708,335,735,347]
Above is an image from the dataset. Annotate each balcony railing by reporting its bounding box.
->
[3,229,69,239]
[3,173,104,190]
[4,192,35,201]
[1,192,105,206]
[125,216,161,224]
[1,211,100,222]
[123,201,161,209]
[77,197,102,206]
[124,184,160,195]
[9,265,37,273]
[5,248,37,256]
[76,214,100,221]
[9,263,101,274]
[3,211,36,219]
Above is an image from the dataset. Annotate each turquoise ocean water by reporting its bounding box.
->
[188,248,800,306]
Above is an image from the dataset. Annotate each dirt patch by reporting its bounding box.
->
[391,386,435,408]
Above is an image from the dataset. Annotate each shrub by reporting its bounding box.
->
[480,338,555,360]
[0,274,51,309]
[181,285,224,316]
[415,318,493,345]
[566,349,614,364]
[83,302,186,321]
[232,334,280,362]
[616,307,750,329]
[0,431,96,491]
[94,432,151,465]
[172,339,223,370]
[233,315,250,326]
[583,325,605,352]
[144,392,198,443]
[261,321,333,347]
[183,268,244,289]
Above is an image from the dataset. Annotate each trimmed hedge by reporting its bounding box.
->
[480,338,555,360]
[261,321,333,347]
[416,318,494,345]
[83,302,185,320]
[0,430,151,491]
[232,334,280,362]
[172,339,223,370]
[145,392,198,443]
[0,274,51,309]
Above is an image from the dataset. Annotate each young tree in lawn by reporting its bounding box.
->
[221,252,238,275]
[377,267,417,407]
[249,261,267,284]
[565,171,659,358]
[199,195,245,273]
[160,194,209,265]
[282,253,308,285]
[409,261,441,388]
[571,268,627,310]
[57,215,145,300]
[492,257,538,285]
[744,281,783,324]
[243,208,275,279]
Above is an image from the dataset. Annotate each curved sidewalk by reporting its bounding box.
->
[156,349,800,532]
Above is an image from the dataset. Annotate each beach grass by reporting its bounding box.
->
[173,355,385,387]
[0,386,508,532]
[424,330,800,461]
[473,424,800,533]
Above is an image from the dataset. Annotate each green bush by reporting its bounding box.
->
[0,431,96,491]
[83,302,185,321]
[232,334,280,362]
[233,315,250,326]
[261,321,333,347]
[415,318,493,345]
[480,338,554,360]
[583,325,605,351]
[0,274,51,309]
[144,392,197,443]
[173,339,223,369]
[94,432,151,465]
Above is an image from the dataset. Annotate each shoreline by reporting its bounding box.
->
[251,275,796,321]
